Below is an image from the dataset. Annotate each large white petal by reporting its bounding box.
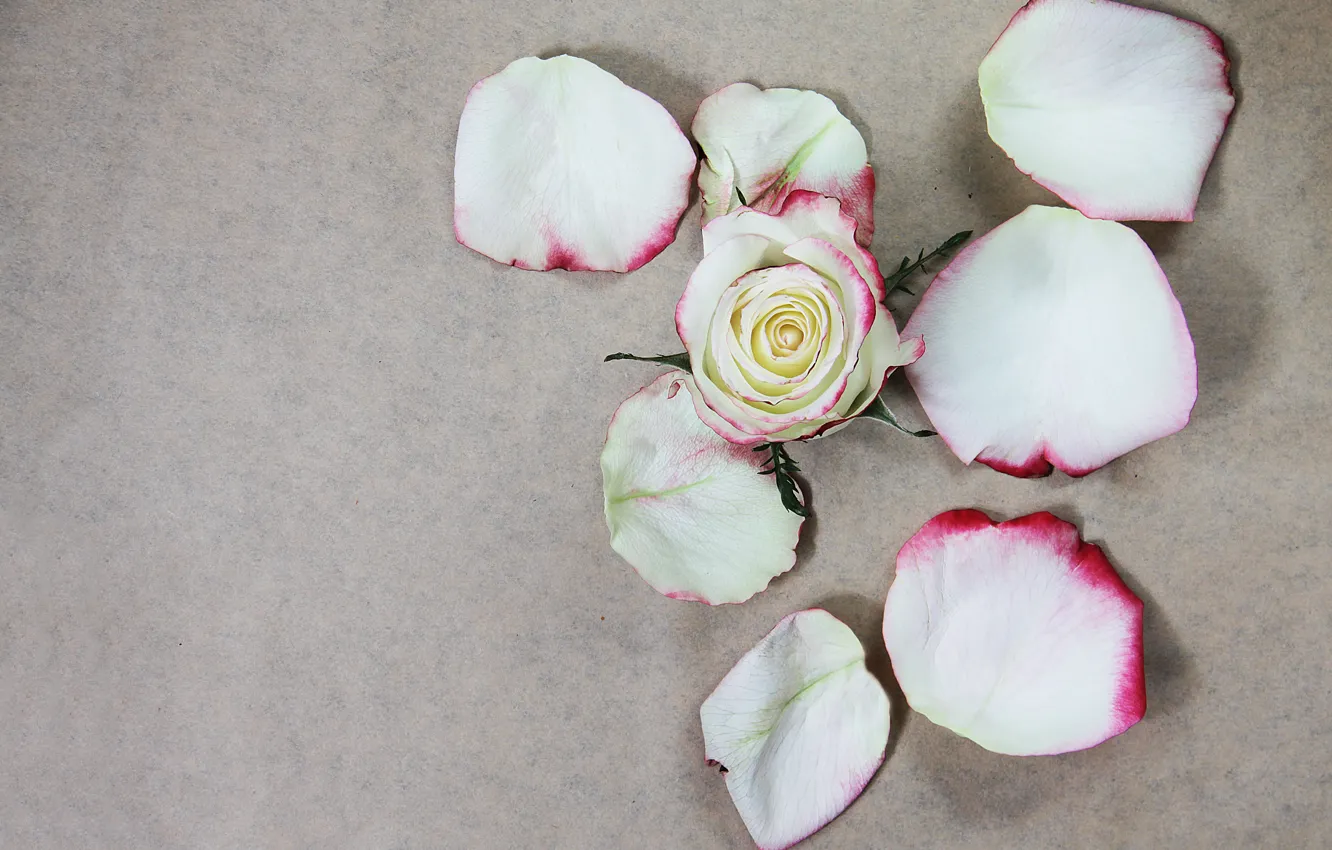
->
[601,373,803,604]
[904,205,1196,477]
[980,0,1235,222]
[694,84,875,245]
[884,510,1146,756]
[454,55,696,272]
[701,609,889,849]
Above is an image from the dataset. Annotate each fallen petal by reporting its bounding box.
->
[702,609,890,849]
[455,55,696,272]
[904,204,1196,477]
[693,83,875,246]
[601,372,803,604]
[884,510,1146,756]
[980,0,1235,221]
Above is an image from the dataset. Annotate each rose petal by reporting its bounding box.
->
[823,307,925,425]
[883,510,1146,756]
[600,372,803,604]
[980,0,1235,222]
[454,55,696,272]
[702,609,890,849]
[703,191,885,302]
[904,205,1196,477]
[682,379,769,446]
[694,84,875,245]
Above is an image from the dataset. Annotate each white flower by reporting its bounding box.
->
[675,191,922,445]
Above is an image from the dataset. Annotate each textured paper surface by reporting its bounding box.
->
[2,1,1329,847]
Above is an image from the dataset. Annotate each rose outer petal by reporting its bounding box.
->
[601,372,804,605]
[454,55,696,272]
[702,609,890,849]
[678,234,775,363]
[980,0,1235,222]
[824,308,925,427]
[903,205,1196,477]
[883,510,1145,756]
[703,191,885,302]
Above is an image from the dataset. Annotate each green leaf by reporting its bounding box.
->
[859,395,937,438]
[736,187,748,206]
[604,352,692,372]
[753,442,809,517]
[883,229,973,299]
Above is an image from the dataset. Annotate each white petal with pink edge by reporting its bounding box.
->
[693,83,876,246]
[702,192,886,301]
[980,0,1235,222]
[454,55,696,272]
[884,510,1145,757]
[600,372,803,605]
[702,609,890,850]
[904,205,1196,477]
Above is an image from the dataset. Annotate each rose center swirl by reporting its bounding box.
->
[709,262,846,402]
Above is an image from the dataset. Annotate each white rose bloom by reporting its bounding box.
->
[675,191,923,444]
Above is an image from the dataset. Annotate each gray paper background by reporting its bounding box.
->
[3,0,1329,847]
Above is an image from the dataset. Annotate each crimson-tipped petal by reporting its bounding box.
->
[702,609,890,849]
[454,55,696,272]
[884,510,1145,756]
[693,83,875,246]
[904,205,1196,477]
[980,0,1235,222]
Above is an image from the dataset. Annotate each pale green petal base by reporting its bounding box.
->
[601,372,804,604]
